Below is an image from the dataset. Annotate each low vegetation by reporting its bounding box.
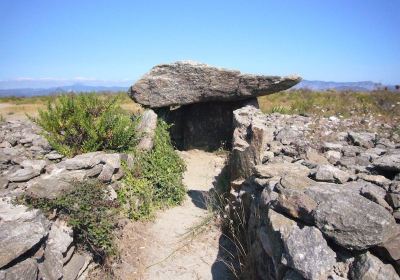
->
[118,120,186,220]
[24,180,119,262]
[32,93,139,156]
[20,93,186,263]
[258,89,400,119]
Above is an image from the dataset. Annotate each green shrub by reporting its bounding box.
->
[0,114,4,123]
[24,180,119,262]
[32,93,138,156]
[119,119,186,219]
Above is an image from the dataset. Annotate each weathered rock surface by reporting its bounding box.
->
[0,199,49,268]
[129,61,301,108]
[373,153,400,172]
[313,192,398,250]
[0,258,38,280]
[136,109,158,151]
[349,252,400,280]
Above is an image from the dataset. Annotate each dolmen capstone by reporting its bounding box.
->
[129,61,301,150]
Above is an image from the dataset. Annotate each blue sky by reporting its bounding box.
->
[0,0,399,87]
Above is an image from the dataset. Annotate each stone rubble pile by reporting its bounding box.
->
[228,105,400,280]
[0,120,129,279]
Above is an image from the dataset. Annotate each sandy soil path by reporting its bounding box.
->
[115,150,232,280]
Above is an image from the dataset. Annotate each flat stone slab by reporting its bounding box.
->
[129,61,301,108]
[0,198,49,268]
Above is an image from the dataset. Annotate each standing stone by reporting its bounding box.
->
[136,109,158,151]
[129,61,301,108]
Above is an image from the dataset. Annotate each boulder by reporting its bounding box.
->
[0,198,49,268]
[136,109,158,151]
[129,61,301,108]
[349,252,399,280]
[254,163,310,179]
[259,210,336,279]
[312,192,398,250]
[283,226,336,280]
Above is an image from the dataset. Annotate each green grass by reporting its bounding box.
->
[258,89,400,119]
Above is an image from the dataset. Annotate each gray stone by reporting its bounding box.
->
[348,131,376,148]
[7,167,40,182]
[45,152,64,160]
[136,109,158,151]
[272,188,317,224]
[0,198,49,268]
[20,159,46,172]
[313,164,350,184]
[26,178,74,200]
[386,193,400,209]
[254,163,310,179]
[323,142,343,152]
[275,127,303,145]
[342,145,362,157]
[312,192,398,250]
[283,226,336,280]
[129,61,301,108]
[373,153,400,172]
[358,173,391,189]
[305,148,329,165]
[229,105,269,181]
[280,173,315,190]
[97,164,115,182]
[349,252,399,280]
[63,253,91,280]
[63,152,102,170]
[0,258,38,280]
[360,186,393,213]
[325,150,341,164]
[85,164,103,178]
[97,153,120,170]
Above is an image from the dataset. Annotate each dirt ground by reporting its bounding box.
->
[112,150,233,280]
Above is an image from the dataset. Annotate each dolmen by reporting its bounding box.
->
[129,61,301,150]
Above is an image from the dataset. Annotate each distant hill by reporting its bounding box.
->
[0,84,128,97]
[293,80,396,91]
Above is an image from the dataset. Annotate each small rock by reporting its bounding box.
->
[306,148,329,165]
[254,163,310,179]
[348,131,376,148]
[272,188,317,224]
[7,167,41,182]
[62,252,91,280]
[86,164,103,178]
[323,142,343,152]
[349,251,399,280]
[20,159,46,172]
[45,152,64,160]
[386,193,400,209]
[314,164,350,184]
[26,178,74,200]
[0,141,11,148]
[64,152,102,170]
[358,173,391,189]
[97,164,115,182]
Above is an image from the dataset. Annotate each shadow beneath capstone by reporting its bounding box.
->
[187,189,208,210]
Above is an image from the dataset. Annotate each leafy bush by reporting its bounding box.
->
[33,93,138,156]
[24,180,119,262]
[118,119,186,219]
